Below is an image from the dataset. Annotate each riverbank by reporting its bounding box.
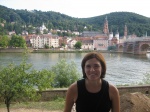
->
[0,48,123,54]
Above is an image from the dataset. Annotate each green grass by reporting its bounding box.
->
[0,97,65,111]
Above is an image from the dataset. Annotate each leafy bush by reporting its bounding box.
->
[51,59,80,88]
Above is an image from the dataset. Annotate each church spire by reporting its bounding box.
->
[103,16,109,35]
[124,24,127,37]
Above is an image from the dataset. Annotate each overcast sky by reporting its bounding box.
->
[0,0,150,18]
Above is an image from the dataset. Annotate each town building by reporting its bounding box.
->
[27,34,59,48]
[39,23,48,34]
[23,16,130,50]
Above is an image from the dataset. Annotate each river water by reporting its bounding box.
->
[0,52,150,85]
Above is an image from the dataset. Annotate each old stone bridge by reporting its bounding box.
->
[117,37,150,54]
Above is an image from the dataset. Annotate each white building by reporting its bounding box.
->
[29,34,59,48]
[81,39,94,50]
[50,35,59,48]
[93,38,108,50]
[72,31,80,35]
[22,30,28,35]
[67,39,77,48]
[39,23,48,34]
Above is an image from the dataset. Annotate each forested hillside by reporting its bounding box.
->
[82,12,150,36]
[0,5,150,36]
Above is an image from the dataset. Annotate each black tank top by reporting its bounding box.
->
[76,79,112,112]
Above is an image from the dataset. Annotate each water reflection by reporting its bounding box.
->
[146,53,150,59]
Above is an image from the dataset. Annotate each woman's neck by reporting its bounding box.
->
[85,78,102,93]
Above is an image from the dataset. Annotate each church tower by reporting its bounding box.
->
[124,24,127,37]
[103,16,109,35]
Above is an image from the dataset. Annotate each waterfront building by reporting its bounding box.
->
[67,39,77,49]
[27,34,59,48]
[80,38,94,50]
[93,36,108,50]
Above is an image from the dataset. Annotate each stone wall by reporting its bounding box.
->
[40,89,67,101]
[0,48,33,53]
[40,85,150,101]
[118,85,150,95]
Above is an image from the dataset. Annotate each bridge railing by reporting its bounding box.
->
[125,37,150,42]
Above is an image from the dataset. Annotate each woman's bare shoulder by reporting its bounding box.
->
[109,83,119,99]
[67,82,78,95]
[109,84,118,92]
[66,82,78,102]
[109,83,120,112]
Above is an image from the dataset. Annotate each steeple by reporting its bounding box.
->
[115,29,119,40]
[103,16,109,35]
[124,24,127,37]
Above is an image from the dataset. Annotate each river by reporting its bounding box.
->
[0,52,150,85]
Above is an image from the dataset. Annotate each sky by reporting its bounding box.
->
[0,0,150,18]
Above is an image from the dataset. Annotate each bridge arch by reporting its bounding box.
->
[118,44,123,51]
[123,39,150,54]
[126,44,133,52]
[140,43,150,51]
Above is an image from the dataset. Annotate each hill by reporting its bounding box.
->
[82,12,150,36]
[0,5,150,36]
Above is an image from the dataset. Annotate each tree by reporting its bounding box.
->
[9,35,26,48]
[0,35,9,48]
[0,55,55,112]
[74,41,82,49]
[44,44,49,49]
[36,28,40,34]
[0,24,7,35]
[13,23,22,34]
[51,59,80,88]
[61,43,65,47]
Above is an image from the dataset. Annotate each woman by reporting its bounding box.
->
[64,52,120,112]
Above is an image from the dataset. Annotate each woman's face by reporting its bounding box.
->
[84,58,102,80]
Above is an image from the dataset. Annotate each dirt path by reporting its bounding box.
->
[0,108,62,112]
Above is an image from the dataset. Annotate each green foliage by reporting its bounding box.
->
[0,55,55,112]
[0,35,9,48]
[0,62,35,112]
[44,44,49,49]
[0,24,7,35]
[30,69,55,91]
[74,41,82,49]
[51,59,80,88]
[61,43,65,47]
[9,35,26,48]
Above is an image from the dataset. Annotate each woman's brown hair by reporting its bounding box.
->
[81,52,106,78]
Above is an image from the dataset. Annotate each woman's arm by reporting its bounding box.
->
[109,84,120,112]
[64,82,77,112]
